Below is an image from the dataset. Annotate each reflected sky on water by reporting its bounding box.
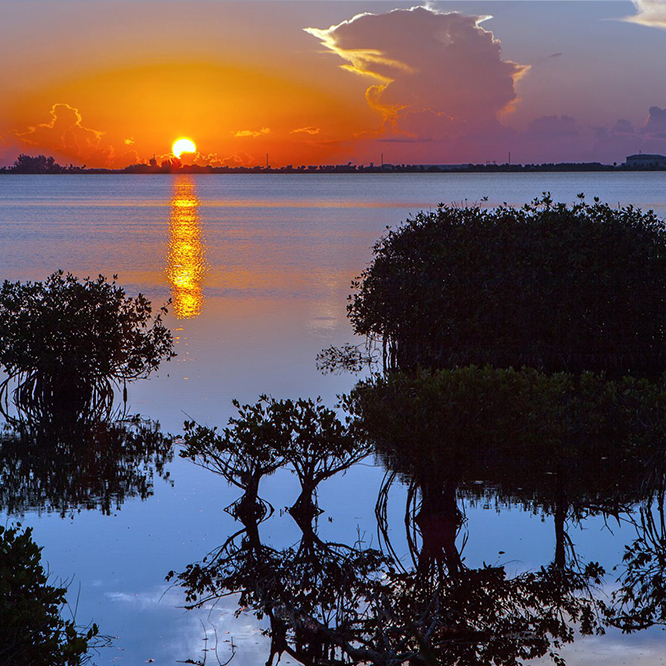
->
[2,172,666,664]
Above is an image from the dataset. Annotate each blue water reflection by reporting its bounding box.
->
[1,172,666,664]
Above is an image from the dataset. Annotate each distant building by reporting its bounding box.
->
[625,153,666,168]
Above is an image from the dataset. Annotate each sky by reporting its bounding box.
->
[1,0,666,168]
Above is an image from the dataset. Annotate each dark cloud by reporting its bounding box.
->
[515,112,666,165]
[510,115,585,164]
[525,115,579,139]
[613,119,635,134]
[640,106,666,137]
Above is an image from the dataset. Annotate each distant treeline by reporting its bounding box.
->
[2,154,87,174]
[2,153,665,175]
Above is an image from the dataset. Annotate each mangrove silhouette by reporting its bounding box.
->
[164,390,666,665]
[347,366,666,591]
[178,396,368,531]
[166,196,666,663]
[334,195,666,581]
[343,195,666,376]
[347,367,665,511]
[0,272,176,515]
[0,271,174,425]
[0,273,177,665]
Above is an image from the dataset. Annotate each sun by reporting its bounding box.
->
[172,138,196,158]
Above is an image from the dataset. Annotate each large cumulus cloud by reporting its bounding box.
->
[624,1,666,29]
[306,7,528,141]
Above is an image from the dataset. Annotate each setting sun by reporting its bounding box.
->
[172,138,196,158]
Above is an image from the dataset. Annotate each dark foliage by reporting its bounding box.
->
[612,490,666,631]
[180,396,367,526]
[10,154,66,174]
[0,271,174,424]
[348,196,666,375]
[172,392,610,666]
[0,524,101,666]
[169,389,638,666]
[346,367,666,520]
[8,154,85,174]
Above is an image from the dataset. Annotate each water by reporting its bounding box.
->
[2,172,666,665]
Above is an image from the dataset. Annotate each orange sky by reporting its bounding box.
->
[2,1,666,168]
[6,61,366,166]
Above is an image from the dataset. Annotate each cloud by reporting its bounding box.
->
[640,106,666,137]
[511,115,587,163]
[18,103,101,150]
[204,151,256,167]
[306,6,528,139]
[221,152,251,166]
[233,127,271,138]
[511,112,665,165]
[623,1,666,29]
[525,115,579,140]
[290,126,321,135]
[196,151,256,167]
[124,137,135,145]
[377,136,432,144]
[119,149,140,165]
[2,103,114,166]
[613,119,635,134]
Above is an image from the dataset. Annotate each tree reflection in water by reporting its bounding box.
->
[0,272,176,663]
[0,415,173,516]
[613,488,666,632]
[0,271,176,516]
[171,373,666,666]
[165,199,666,663]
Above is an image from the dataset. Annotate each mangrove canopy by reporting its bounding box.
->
[348,196,666,375]
[0,271,174,423]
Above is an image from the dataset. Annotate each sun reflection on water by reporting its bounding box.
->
[167,176,206,319]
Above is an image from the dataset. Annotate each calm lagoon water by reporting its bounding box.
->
[2,172,666,665]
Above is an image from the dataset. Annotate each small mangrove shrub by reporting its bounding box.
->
[0,271,175,423]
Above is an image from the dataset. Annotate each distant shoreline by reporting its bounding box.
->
[3,159,666,176]
[0,163,666,176]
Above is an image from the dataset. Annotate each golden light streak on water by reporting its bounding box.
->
[167,176,206,319]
